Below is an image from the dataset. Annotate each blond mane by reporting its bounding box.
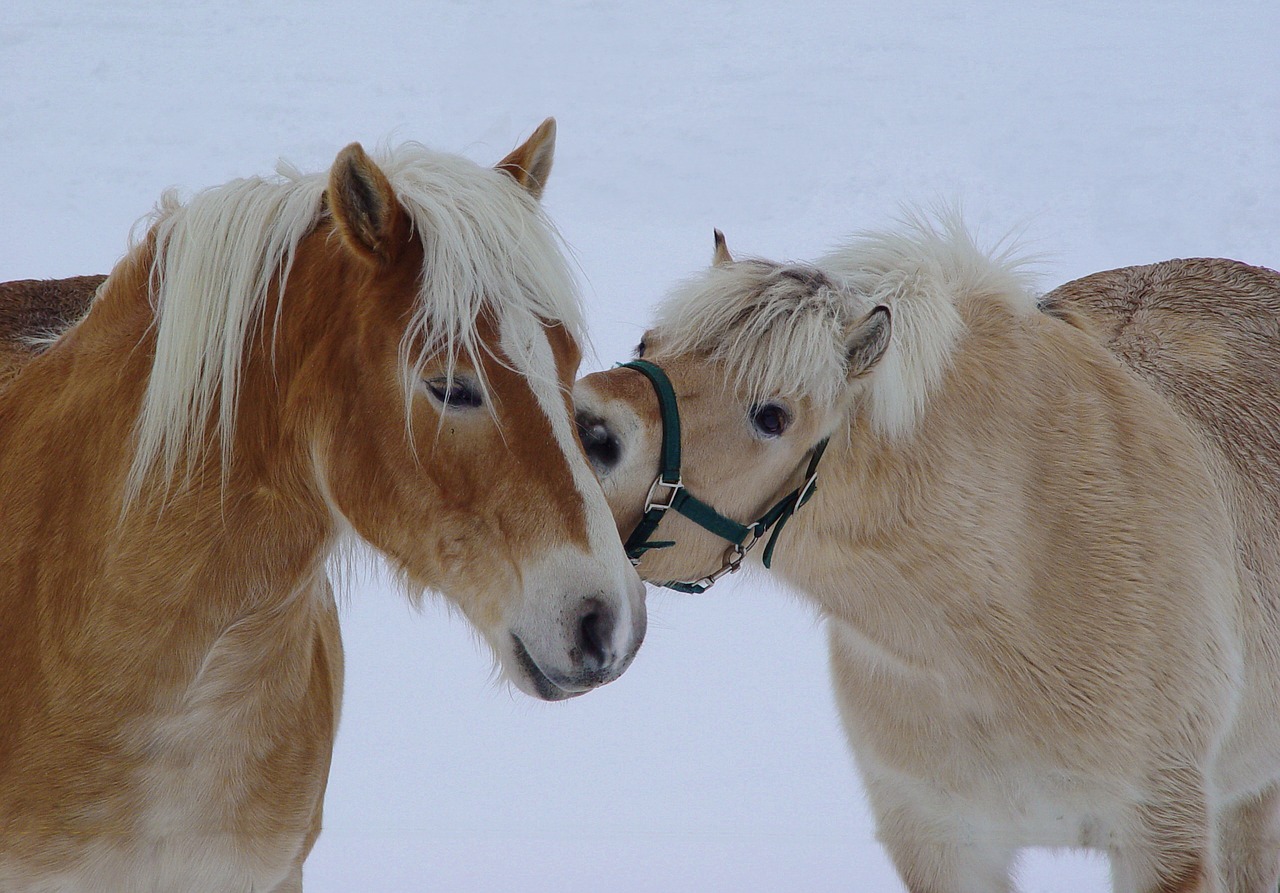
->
[128,143,582,497]
[653,210,1038,438]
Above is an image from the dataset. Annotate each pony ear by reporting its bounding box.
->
[329,142,406,266]
[496,118,556,201]
[712,229,734,266]
[846,305,892,380]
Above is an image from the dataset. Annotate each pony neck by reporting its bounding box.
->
[775,300,1073,659]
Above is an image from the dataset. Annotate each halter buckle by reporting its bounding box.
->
[643,476,684,514]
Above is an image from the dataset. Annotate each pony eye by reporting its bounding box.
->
[634,339,647,358]
[749,403,790,438]
[426,378,483,410]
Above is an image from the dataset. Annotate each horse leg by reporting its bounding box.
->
[1109,771,1220,893]
[865,780,1016,893]
[877,823,1015,893]
[266,783,325,893]
[270,586,343,893]
[1217,782,1280,892]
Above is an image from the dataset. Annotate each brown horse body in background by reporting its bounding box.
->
[577,222,1280,893]
[0,122,645,892]
[0,274,101,386]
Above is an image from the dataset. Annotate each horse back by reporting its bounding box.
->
[0,275,103,388]
[1041,258,1280,752]
[1041,258,1280,509]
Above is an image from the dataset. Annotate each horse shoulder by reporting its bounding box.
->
[13,579,339,891]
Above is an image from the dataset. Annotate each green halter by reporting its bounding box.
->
[618,359,828,594]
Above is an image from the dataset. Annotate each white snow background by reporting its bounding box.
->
[4,2,1279,890]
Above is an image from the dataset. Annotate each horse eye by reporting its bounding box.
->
[634,339,647,358]
[426,378,483,410]
[749,403,790,438]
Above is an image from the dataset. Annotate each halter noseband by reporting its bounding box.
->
[618,359,827,594]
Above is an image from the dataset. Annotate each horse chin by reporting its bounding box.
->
[507,634,590,702]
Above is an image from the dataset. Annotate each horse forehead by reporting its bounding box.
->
[466,312,582,428]
[585,355,723,427]
[586,364,663,413]
[541,320,582,383]
[481,312,592,526]
[773,265,833,292]
[461,304,568,360]
[720,259,830,295]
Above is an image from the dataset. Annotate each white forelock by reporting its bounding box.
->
[126,141,583,498]
[652,209,1038,439]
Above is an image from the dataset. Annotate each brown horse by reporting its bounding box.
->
[0,120,645,891]
[575,219,1280,892]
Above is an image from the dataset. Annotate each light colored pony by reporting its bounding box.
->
[0,120,645,892]
[575,218,1280,892]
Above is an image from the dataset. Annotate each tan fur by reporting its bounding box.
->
[577,231,1280,892]
[0,126,643,891]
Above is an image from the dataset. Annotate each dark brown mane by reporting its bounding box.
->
[0,274,102,386]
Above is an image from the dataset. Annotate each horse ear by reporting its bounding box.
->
[329,142,406,266]
[496,118,556,201]
[712,229,734,266]
[846,305,892,380]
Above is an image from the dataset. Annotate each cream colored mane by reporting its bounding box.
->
[653,211,1038,438]
[128,144,583,496]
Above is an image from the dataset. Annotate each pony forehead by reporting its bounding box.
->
[647,212,1039,435]
[650,258,866,405]
[655,258,850,329]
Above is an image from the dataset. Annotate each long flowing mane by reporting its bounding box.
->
[652,211,1037,438]
[127,143,583,494]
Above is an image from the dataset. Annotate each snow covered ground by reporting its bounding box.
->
[3,1,1279,889]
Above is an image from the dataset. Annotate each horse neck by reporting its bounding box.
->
[2,241,337,628]
[779,301,1118,650]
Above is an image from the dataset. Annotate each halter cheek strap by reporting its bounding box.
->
[618,359,827,594]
